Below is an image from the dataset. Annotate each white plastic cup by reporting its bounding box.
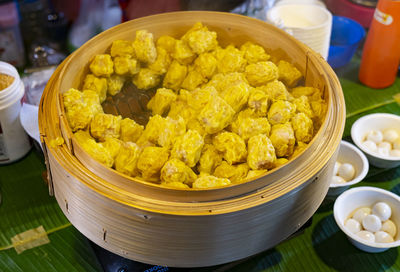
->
[266,4,332,59]
[0,61,31,163]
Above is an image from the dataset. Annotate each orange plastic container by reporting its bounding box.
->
[359,0,400,89]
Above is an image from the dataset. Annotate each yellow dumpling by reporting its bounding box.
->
[290,86,322,101]
[274,158,289,168]
[194,52,217,79]
[291,113,314,143]
[182,22,218,54]
[167,99,196,124]
[198,95,235,134]
[278,60,302,87]
[147,88,177,115]
[213,131,247,165]
[216,45,247,74]
[113,56,139,75]
[172,40,196,65]
[268,100,296,125]
[63,88,103,132]
[219,80,251,112]
[132,68,160,90]
[74,130,114,167]
[185,86,217,111]
[156,35,177,53]
[110,40,134,57]
[161,181,190,189]
[293,95,313,118]
[83,74,108,103]
[248,88,270,116]
[120,118,144,142]
[171,129,204,167]
[133,30,157,64]
[270,123,295,157]
[258,80,290,102]
[245,61,278,87]
[186,118,207,137]
[213,161,249,183]
[192,175,231,189]
[101,137,123,159]
[163,60,188,91]
[90,113,122,142]
[148,46,172,75]
[89,54,114,77]
[230,116,271,141]
[181,69,206,91]
[290,141,308,159]
[107,74,125,96]
[137,146,169,180]
[247,134,276,170]
[198,144,223,174]
[240,41,270,64]
[160,158,197,186]
[114,142,141,176]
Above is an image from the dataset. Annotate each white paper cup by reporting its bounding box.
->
[266,4,332,59]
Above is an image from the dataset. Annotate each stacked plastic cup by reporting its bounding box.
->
[266,3,332,59]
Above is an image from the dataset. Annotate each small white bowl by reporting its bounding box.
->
[334,186,400,253]
[327,140,369,196]
[351,113,400,168]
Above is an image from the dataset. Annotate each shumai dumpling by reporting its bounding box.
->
[198,144,223,174]
[133,68,161,90]
[110,40,134,57]
[133,29,157,64]
[219,80,251,112]
[107,74,125,96]
[101,137,123,159]
[291,112,314,143]
[293,95,313,118]
[161,158,197,186]
[269,122,295,157]
[156,35,177,53]
[147,88,177,116]
[194,52,217,79]
[182,22,218,54]
[148,46,172,75]
[114,142,141,176]
[248,88,270,116]
[89,54,114,77]
[137,146,169,180]
[213,161,249,183]
[90,113,122,142]
[83,74,108,103]
[213,132,247,165]
[192,175,231,189]
[120,118,144,142]
[278,60,302,87]
[258,80,290,102]
[268,100,296,125]
[74,130,114,167]
[113,56,139,75]
[247,134,276,170]
[63,88,103,132]
[172,40,196,65]
[245,61,278,87]
[246,169,268,179]
[163,60,188,91]
[198,96,235,134]
[181,69,207,91]
[230,116,271,142]
[216,45,247,74]
[171,129,204,167]
[240,41,270,64]
[167,99,196,124]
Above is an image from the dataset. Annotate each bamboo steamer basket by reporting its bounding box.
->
[39,11,345,267]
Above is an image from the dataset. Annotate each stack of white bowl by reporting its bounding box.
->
[266,0,332,59]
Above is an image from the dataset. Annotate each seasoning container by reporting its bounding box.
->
[0,61,31,164]
[0,1,25,68]
[358,0,400,88]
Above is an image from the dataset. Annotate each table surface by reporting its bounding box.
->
[1,56,400,272]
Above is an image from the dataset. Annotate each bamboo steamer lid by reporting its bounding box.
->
[39,11,345,267]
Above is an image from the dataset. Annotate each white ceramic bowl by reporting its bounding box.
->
[351,113,400,168]
[334,186,400,253]
[327,140,369,196]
